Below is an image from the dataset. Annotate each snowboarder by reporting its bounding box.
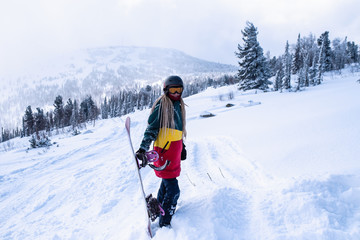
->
[136,75,187,228]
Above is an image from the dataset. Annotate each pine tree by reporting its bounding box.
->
[21,117,26,137]
[274,66,284,91]
[296,50,310,91]
[235,21,271,91]
[283,41,292,90]
[309,56,317,86]
[29,135,37,148]
[137,91,143,111]
[45,112,51,134]
[317,31,332,71]
[123,91,135,114]
[296,68,303,92]
[108,95,115,118]
[332,38,347,70]
[34,107,46,135]
[149,89,156,108]
[49,111,54,130]
[71,100,80,133]
[268,56,279,77]
[86,96,97,126]
[301,33,318,76]
[24,106,34,136]
[101,97,109,119]
[138,86,151,110]
[80,95,97,126]
[117,92,124,117]
[302,53,310,87]
[53,95,64,129]
[63,98,74,127]
[347,41,359,64]
[80,99,89,123]
[292,34,303,74]
[315,40,325,85]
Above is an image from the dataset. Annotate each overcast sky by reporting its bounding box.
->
[1,0,359,76]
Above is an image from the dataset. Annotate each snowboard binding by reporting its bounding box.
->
[139,150,170,171]
[145,150,159,163]
[146,194,165,222]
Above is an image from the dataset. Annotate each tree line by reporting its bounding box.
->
[1,74,236,145]
[100,74,236,120]
[20,95,99,148]
[236,21,359,92]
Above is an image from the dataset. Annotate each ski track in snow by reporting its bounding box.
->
[1,71,360,239]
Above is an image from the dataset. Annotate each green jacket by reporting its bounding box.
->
[140,100,183,151]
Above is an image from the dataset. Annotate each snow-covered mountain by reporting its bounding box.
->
[1,68,359,239]
[0,46,236,128]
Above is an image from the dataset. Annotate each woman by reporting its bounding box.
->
[136,75,187,227]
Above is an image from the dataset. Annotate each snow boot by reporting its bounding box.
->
[157,178,180,227]
[159,204,177,227]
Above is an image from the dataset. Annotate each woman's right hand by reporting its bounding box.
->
[136,148,148,167]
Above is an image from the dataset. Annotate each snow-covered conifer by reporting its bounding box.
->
[283,41,292,90]
[315,40,325,85]
[71,100,80,131]
[292,34,303,74]
[332,38,347,71]
[24,106,34,136]
[79,96,96,122]
[53,95,64,129]
[34,107,46,134]
[235,21,271,91]
[347,41,359,64]
[309,56,317,86]
[317,31,332,71]
[63,98,74,127]
[274,68,284,92]
[101,97,109,119]
[302,53,310,87]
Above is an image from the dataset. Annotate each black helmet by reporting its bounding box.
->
[163,75,183,90]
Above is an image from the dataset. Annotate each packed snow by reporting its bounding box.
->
[1,70,360,239]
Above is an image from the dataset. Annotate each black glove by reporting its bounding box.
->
[181,142,187,160]
[136,148,147,167]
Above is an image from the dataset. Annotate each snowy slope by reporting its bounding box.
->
[1,70,360,239]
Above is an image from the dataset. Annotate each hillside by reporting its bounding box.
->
[1,69,360,239]
[0,46,236,129]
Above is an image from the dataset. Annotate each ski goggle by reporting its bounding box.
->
[168,86,183,94]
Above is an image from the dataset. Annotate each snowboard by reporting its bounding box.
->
[125,116,153,238]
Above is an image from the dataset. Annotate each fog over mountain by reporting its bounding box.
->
[0,46,236,128]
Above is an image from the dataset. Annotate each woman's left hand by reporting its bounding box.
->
[181,143,187,160]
